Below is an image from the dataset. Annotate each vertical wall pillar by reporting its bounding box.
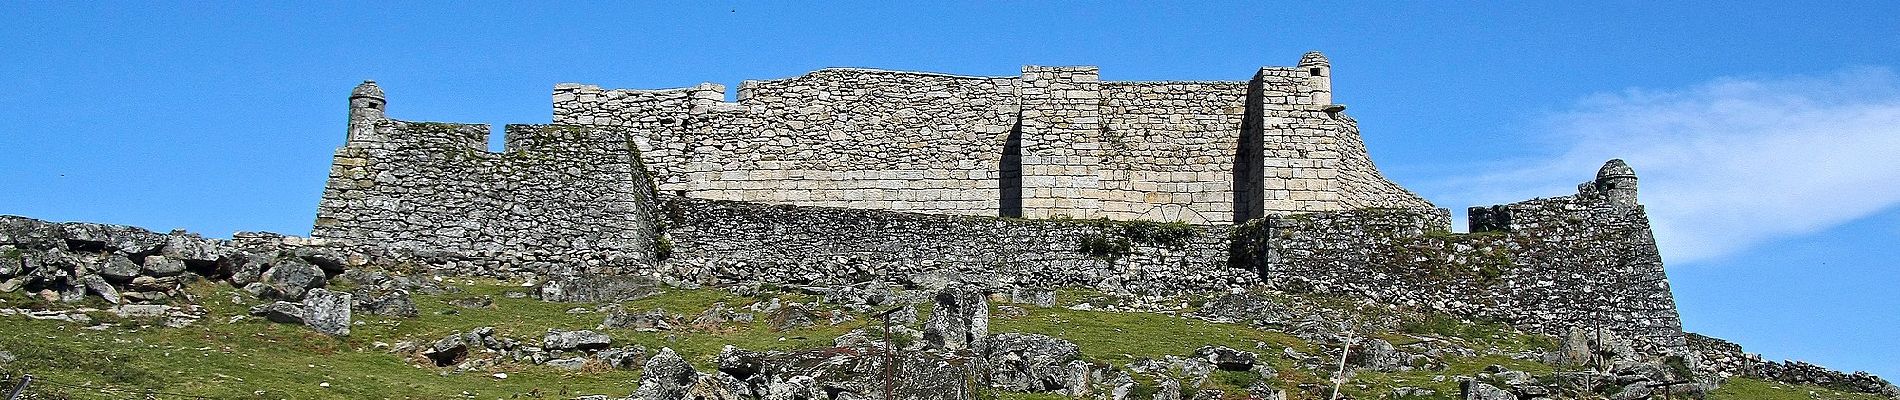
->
[1016,66,1104,220]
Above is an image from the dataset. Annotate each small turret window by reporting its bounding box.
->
[1309,68,1323,77]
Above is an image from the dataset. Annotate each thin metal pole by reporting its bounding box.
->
[6,374,30,400]
[883,311,894,400]
[1330,337,1352,400]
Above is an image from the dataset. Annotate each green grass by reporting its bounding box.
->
[1709,377,1892,400]
[3,279,1875,400]
[0,277,877,399]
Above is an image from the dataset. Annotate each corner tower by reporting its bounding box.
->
[1595,159,1639,208]
[348,80,386,142]
[1298,51,1332,105]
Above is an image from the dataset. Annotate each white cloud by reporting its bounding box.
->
[1428,67,1900,264]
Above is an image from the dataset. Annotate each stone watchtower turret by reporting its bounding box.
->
[348,80,386,142]
[1298,51,1333,105]
[1594,159,1639,208]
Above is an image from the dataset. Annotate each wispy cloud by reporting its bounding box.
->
[1427,67,1900,264]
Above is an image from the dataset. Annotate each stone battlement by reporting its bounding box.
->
[308,53,1681,354]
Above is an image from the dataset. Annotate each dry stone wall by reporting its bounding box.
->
[313,120,660,265]
[1234,164,1684,352]
[655,197,1255,298]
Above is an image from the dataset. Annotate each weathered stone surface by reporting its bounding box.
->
[631,347,695,400]
[543,329,611,351]
[80,274,121,304]
[534,275,660,303]
[1192,345,1259,371]
[302,288,351,336]
[1349,338,1409,372]
[139,255,188,277]
[595,345,648,370]
[1460,381,1514,400]
[259,255,327,300]
[355,290,418,317]
[923,285,988,351]
[99,254,141,281]
[982,333,1085,393]
[249,301,306,324]
[602,305,677,331]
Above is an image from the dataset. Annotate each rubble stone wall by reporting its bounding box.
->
[312,121,660,263]
[656,197,1255,297]
[1688,333,1900,397]
[1233,179,1685,352]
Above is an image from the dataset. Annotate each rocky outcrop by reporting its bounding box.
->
[923,285,989,352]
[302,288,352,336]
[981,333,1087,393]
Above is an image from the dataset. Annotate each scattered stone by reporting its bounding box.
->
[602,306,675,331]
[630,347,695,400]
[302,288,352,336]
[249,301,306,324]
[99,254,142,281]
[1460,381,1514,400]
[595,346,648,370]
[922,285,988,351]
[1349,338,1409,372]
[982,333,1084,393]
[534,275,659,303]
[140,255,188,277]
[424,332,471,367]
[544,357,588,370]
[1193,345,1259,371]
[356,290,418,317]
[763,303,819,332]
[258,255,327,300]
[112,304,172,319]
[81,274,121,304]
[543,329,612,351]
[447,296,493,309]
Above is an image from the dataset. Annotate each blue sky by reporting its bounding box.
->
[2,1,1896,378]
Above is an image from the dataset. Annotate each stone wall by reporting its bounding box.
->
[547,52,1436,224]
[655,197,1255,298]
[1234,161,1684,352]
[312,119,661,265]
[1688,333,1900,397]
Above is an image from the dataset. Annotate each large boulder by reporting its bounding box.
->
[249,301,306,324]
[1349,338,1410,372]
[355,289,418,317]
[1192,345,1259,371]
[631,347,696,400]
[98,254,142,281]
[543,329,612,351]
[140,255,188,277]
[302,288,351,336]
[716,345,964,400]
[257,254,327,300]
[1461,381,1514,400]
[535,275,659,303]
[983,333,1086,393]
[80,274,121,304]
[922,285,988,351]
[1191,292,1294,327]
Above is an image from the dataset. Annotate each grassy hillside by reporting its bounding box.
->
[0,276,1880,400]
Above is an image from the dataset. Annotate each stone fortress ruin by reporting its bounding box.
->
[311,52,1682,354]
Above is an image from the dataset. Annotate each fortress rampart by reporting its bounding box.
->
[308,53,1684,353]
